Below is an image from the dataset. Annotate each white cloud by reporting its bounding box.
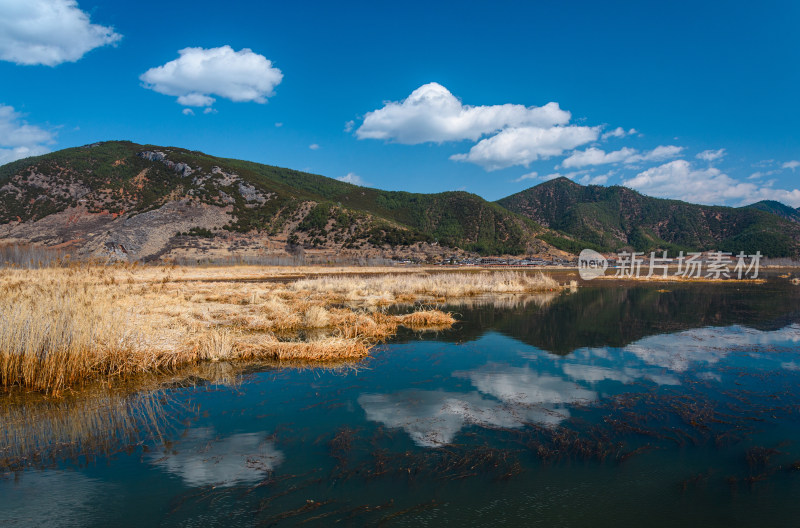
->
[578,173,610,185]
[512,171,538,183]
[748,170,779,180]
[696,148,726,162]
[181,108,194,116]
[562,147,636,168]
[783,160,800,171]
[623,159,800,207]
[601,126,637,140]
[0,0,121,66]
[309,143,319,150]
[140,46,283,108]
[356,82,570,144]
[626,145,683,164]
[337,172,365,185]
[562,145,682,168]
[274,122,283,127]
[0,104,54,164]
[343,120,355,133]
[451,125,599,170]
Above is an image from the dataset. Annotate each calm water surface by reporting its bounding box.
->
[2,278,800,526]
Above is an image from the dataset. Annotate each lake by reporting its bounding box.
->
[2,276,800,526]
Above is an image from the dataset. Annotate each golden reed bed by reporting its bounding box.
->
[0,265,563,394]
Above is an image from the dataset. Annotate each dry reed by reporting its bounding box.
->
[288,271,561,302]
[0,266,526,393]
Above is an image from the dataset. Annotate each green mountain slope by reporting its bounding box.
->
[746,200,800,223]
[3,141,799,260]
[497,177,800,257]
[0,141,544,259]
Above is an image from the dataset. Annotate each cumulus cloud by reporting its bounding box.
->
[783,160,800,171]
[140,46,283,108]
[601,127,637,140]
[626,145,684,164]
[623,159,800,207]
[356,82,570,144]
[0,0,121,66]
[181,108,194,116]
[450,125,599,170]
[0,104,54,165]
[578,173,610,185]
[337,172,365,185]
[308,143,319,150]
[561,145,683,168]
[696,148,726,162]
[562,147,636,168]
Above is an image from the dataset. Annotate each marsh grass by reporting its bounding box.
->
[0,266,556,393]
[394,310,457,328]
[289,271,561,302]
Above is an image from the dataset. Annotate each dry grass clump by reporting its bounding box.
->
[195,328,236,362]
[289,271,561,302]
[395,310,457,328]
[303,305,331,328]
[0,265,469,394]
[237,334,370,361]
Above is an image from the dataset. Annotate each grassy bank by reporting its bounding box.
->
[0,266,568,394]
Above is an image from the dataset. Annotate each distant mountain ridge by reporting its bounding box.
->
[0,141,547,261]
[746,200,800,223]
[1,141,799,261]
[497,177,800,257]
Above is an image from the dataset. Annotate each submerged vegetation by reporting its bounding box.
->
[0,265,570,394]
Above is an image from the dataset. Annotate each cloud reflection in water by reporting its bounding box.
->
[361,324,800,447]
[150,428,283,487]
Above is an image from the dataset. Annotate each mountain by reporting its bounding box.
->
[746,200,800,223]
[497,177,800,257]
[0,141,549,261]
[3,142,799,262]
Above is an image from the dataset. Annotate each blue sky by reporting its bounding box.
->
[1,0,799,205]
